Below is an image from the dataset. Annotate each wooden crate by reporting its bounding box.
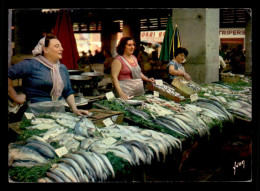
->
[221,73,241,83]
[88,108,124,127]
[171,76,201,98]
[145,83,182,103]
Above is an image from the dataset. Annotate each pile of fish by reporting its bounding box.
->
[201,83,252,120]
[9,111,182,182]
[42,150,115,182]
[85,124,182,164]
[115,94,236,139]
[153,83,185,100]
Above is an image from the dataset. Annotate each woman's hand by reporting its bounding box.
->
[72,108,92,116]
[148,77,155,84]
[119,92,130,100]
[14,93,26,105]
[183,72,192,81]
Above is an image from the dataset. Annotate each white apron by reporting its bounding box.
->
[117,56,144,97]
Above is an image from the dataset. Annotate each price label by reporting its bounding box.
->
[190,93,198,102]
[155,79,163,86]
[55,146,69,157]
[103,117,114,127]
[105,92,115,100]
[153,91,159,97]
[24,112,35,120]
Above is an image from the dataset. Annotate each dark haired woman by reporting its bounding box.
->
[8,33,89,116]
[166,47,192,83]
[111,36,155,100]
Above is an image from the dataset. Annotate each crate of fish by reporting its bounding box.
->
[145,82,185,103]
[220,73,242,83]
[171,76,201,98]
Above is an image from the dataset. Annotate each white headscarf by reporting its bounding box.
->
[32,36,65,101]
[32,36,46,56]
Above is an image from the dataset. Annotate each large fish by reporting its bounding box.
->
[8,144,48,166]
[126,107,151,121]
[42,126,68,141]
[74,116,95,138]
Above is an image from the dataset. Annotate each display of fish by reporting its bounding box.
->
[125,106,151,120]
[74,116,96,138]
[10,75,252,182]
[42,126,68,141]
[153,83,185,100]
[8,143,49,167]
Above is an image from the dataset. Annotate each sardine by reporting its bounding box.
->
[49,168,72,182]
[63,153,95,182]
[46,172,64,182]
[126,107,151,121]
[54,163,79,182]
[92,151,115,178]
[59,158,88,182]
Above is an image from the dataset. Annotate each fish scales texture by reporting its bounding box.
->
[48,112,80,121]
[56,118,77,129]
[60,158,88,182]
[26,138,58,157]
[76,150,103,181]
[55,163,79,182]
[93,151,115,178]
[118,142,139,165]
[108,147,135,165]
[157,117,187,135]
[172,115,200,136]
[126,107,150,120]
[66,163,81,182]
[42,126,68,141]
[154,118,189,138]
[50,168,72,182]
[11,160,44,168]
[197,98,233,122]
[26,123,60,130]
[31,118,56,125]
[74,116,95,137]
[46,172,64,182]
[64,153,95,181]
[87,151,109,181]
[9,145,48,165]
[24,142,56,159]
[91,152,111,180]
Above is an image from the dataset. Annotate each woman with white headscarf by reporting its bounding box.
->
[8,33,89,116]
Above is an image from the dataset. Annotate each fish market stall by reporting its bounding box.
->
[8,75,252,182]
[8,111,182,182]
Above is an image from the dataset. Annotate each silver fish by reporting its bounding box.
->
[9,144,48,166]
[74,116,95,137]
[54,163,79,182]
[64,153,95,182]
[49,168,72,182]
[46,172,64,182]
[59,158,88,182]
